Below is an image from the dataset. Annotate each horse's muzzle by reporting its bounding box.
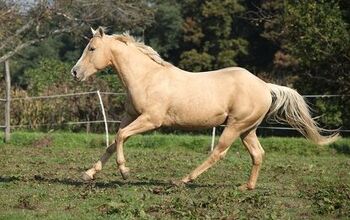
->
[71,67,83,81]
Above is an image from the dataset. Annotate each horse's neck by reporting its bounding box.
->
[111,48,163,96]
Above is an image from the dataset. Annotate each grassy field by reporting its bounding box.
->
[0,132,349,219]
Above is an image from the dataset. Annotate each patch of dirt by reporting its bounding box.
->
[14,196,36,210]
[64,204,76,211]
[31,135,53,148]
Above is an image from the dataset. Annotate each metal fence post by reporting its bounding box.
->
[4,60,11,142]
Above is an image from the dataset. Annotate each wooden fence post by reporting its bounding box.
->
[4,60,11,142]
[210,127,216,151]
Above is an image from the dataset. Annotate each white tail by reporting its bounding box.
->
[266,83,339,145]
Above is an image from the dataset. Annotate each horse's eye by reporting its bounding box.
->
[89,47,96,52]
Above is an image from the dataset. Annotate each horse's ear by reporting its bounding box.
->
[90,27,96,36]
[97,27,104,37]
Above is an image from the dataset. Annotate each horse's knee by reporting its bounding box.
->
[117,158,125,166]
[251,149,264,165]
[116,130,124,143]
[210,148,228,163]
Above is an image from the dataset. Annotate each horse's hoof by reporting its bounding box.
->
[120,167,130,180]
[238,183,254,191]
[171,180,186,187]
[82,172,94,182]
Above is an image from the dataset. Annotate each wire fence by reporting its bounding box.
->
[9,120,122,128]
[1,91,349,148]
[1,91,349,130]
[1,90,125,121]
[8,91,127,101]
[0,90,122,147]
[303,95,348,98]
[5,92,347,101]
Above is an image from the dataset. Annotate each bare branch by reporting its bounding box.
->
[0,19,35,51]
[0,39,41,63]
[0,25,78,63]
[0,0,154,64]
[55,11,80,22]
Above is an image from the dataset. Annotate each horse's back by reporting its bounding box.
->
[179,67,270,104]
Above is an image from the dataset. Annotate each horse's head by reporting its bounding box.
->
[71,27,112,81]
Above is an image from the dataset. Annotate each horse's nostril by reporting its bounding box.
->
[73,70,77,76]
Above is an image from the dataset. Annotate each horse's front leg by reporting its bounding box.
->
[82,115,134,181]
[116,114,160,179]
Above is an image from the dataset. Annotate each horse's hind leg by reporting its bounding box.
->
[82,115,134,181]
[239,129,265,190]
[180,127,239,184]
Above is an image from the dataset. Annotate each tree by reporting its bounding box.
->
[283,0,349,128]
[257,0,349,92]
[145,0,183,60]
[0,0,154,64]
[177,0,248,71]
[0,0,155,88]
[257,0,350,128]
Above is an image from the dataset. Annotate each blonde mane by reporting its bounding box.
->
[113,33,171,67]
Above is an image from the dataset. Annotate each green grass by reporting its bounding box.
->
[0,131,349,219]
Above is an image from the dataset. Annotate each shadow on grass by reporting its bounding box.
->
[0,176,20,183]
[329,143,350,155]
[0,174,230,189]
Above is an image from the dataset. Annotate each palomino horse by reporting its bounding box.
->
[71,27,338,190]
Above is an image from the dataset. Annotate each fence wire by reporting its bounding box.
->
[10,120,122,128]
[10,91,98,100]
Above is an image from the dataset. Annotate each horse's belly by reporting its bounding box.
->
[163,106,228,129]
